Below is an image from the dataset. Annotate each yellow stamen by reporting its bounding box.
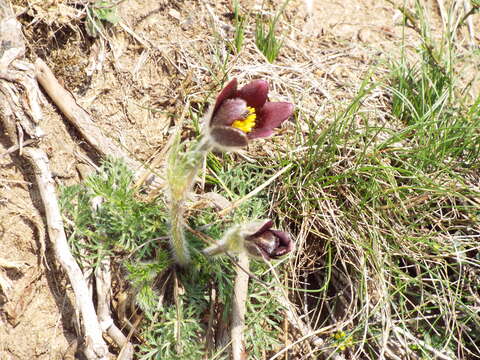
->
[231,107,256,133]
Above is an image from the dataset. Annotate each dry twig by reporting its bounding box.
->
[231,252,250,360]
[23,147,110,360]
[95,257,134,359]
[0,138,38,158]
[34,58,161,187]
[34,58,138,167]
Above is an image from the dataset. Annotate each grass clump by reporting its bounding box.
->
[263,5,480,357]
[388,46,480,171]
[231,0,246,54]
[274,78,480,358]
[255,0,291,63]
[255,18,283,63]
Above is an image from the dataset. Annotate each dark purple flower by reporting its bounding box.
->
[243,220,294,260]
[207,78,294,149]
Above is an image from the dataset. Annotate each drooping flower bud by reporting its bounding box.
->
[202,220,294,261]
[242,220,293,260]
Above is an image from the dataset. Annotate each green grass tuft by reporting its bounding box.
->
[267,7,480,356]
[254,0,291,63]
[231,0,246,54]
[85,0,120,37]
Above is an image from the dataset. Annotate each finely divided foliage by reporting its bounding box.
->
[61,159,288,359]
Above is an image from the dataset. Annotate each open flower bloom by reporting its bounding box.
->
[242,220,293,260]
[207,78,294,150]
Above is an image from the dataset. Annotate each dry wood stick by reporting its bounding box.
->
[34,58,144,175]
[231,252,250,360]
[95,257,134,359]
[22,147,110,360]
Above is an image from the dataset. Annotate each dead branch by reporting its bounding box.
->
[231,252,249,360]
[34,58,163,189]
[34,58,141,169]
[95,257,134,359]
[0,8,111,358]
[23,147,110,360]
[0,138,38,158]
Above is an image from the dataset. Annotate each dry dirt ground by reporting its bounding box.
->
[0,0,479,359]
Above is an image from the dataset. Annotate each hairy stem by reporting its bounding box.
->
[167,138,211,266]
[169,199,189,266]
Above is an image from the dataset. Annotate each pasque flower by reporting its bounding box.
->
[167,78,293,266]
[207,78,294,150]
[203,219,294,261]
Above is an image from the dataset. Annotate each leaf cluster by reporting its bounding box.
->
[85,0,120,37]
[60,158,168,267]
[60,157,289,359]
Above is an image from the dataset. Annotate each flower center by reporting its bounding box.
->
[231,107,256,133]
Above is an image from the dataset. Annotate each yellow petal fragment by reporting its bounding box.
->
[231,107,256,133]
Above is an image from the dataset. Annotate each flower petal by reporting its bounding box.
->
[211,98,248,126]
[244,241,271,260]
[255,232,280,256]
[213,78,238,114]
[236,79,269,109]
[248,219,273,237]
[270,230,293,258]
[248,102,294,139]
[209,125,248,149]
